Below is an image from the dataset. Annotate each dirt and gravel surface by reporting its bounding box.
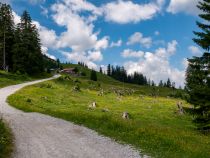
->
[0,75,145,158]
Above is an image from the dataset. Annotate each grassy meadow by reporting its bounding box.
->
[0,119,13,158]
[0,70,52,88]
[7,68,210,158]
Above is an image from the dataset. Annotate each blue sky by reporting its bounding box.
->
[2,0,203,87]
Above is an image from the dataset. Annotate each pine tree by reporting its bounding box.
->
[0,3,14,71]
[99,67,103,73]
[186,0,210,129]
[159,80,163,87]
[12,10,44,74]
[107,64,111,76]
[166,78,171,88]
[90,69,97,81]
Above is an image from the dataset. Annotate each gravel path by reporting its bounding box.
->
[0,76,144,158]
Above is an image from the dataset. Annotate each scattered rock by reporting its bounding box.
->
[102,108,109,112]
[122,112,129,119]
[177,101,184,114]
[88,102,97,109]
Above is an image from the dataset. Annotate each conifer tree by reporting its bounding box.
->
[90,69,97,81]
[0,3,14,71]
[186,0,210,129]
[12,10,44,74]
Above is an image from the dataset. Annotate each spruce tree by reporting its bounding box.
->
[99,67,103,73]
[90,69,97,81]
[166,78,171,88]
[12,10,44,74]
[0,3,14,71]
[107,64,111,76]
[186,0,210,129]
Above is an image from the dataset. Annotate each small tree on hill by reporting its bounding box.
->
[90,69,97,81]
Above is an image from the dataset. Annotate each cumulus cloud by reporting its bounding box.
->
[103,0,164,24]
[41,46,56,60]
[167,0,200,15]
[123,40,185,87]
[110,39,122,47]
[62,51,98,69]
[188,45,202,55]
[121,49,144,58]
[127,32,152,48]
[40,5,48,18]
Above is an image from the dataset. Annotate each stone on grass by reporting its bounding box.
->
[102,108,109,112]
[122,112,129,119]
[177,101,184,114]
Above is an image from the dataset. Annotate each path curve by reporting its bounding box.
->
[0,75,143,158]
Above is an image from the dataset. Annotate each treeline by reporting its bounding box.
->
[104,64,175,88]
[0,3,58,75]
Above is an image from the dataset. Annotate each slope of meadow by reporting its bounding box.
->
[7,65,210,158]
[0,70,52,88]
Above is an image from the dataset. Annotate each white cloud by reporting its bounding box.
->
[124,40,185,87]
[103,0,164,24]
[188,45,202,55]
[88,51,103,62]
[40,5,48,18]
[62,51,98,69]
[51,1,108,52]
[121,49,144,58]
[12,11,21,25]
[94,36,109,50]
[127,32,152,48]
[110,39,122,47]
[182,58,188,69]
[41,46,56,60]
[167,0,200,15]
[0,0,11,4]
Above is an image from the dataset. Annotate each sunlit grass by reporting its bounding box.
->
[7,77,210,158]
[0,119,13,158]
[0,70,52,88]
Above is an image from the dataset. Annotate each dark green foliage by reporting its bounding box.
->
[186,0,210,130]
[81,71,86,76]
[186,54,210,129]
[159,80,164,87]
[0,3,14,71]
[0,119,13,158]
[99,67,103,73]
[12,10,44,74]
[107,64,148,86]
[107,64,111,76]
[193,0,210,51]
[90,69,97,81]
[166,78,171,88]
[73,67,79,73]
[0,3,58,75]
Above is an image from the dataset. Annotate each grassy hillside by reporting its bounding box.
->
[7,65,210,158]
[0,119,13,158]
[0,70,52,88]
[62,64,187,98]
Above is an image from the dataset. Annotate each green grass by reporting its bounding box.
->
[0,119,13,158]
[0,70,52,88]
[7,75,210,158]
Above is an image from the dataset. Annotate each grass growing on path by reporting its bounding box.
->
[7,76,210,158]
[0,119,13,158]
[0,70,52,88]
